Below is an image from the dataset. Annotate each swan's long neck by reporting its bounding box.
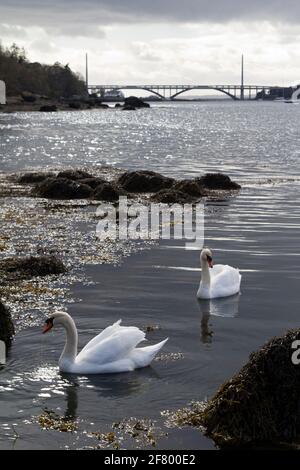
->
[60,315,78,363]
[201,256,211,287]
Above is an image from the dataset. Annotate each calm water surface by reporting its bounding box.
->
[0,102,300,449]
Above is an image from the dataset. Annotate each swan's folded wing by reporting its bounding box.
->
[79,319,123,355]
[211,265,241,296]
[76,327,146,365]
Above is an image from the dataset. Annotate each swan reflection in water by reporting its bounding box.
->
[197,294,240,344]
[59,366,159,420]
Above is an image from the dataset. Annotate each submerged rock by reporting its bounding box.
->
[0,301,15,348]
[93,182,121,201]
[124,96,150,108]
[118,170,174,193]
[200,329,300,447]
[34,177,93,199]
[0,255,67,281]
[197,173,240,190]
[17,172,56,184]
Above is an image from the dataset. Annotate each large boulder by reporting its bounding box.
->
[197,173,241,190]
[17,171,56,184]
[117,170,174,193]
[124,96,150,108]
[0,255,67,281]
[93,182,121,202]
[200,329,300,447]
[0,301,15,348]
[34,177,93,199]
[56,169,93,181]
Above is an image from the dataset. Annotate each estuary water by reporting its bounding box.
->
[0,101,300,449]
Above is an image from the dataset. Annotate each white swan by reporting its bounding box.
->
[197,248,241,299]
[42,311,168,374]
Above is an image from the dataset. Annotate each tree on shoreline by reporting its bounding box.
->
[0,42,86,98]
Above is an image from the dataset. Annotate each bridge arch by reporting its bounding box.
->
[106,86,165,100]
[170,87,238,100]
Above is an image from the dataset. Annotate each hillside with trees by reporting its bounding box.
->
[0,42,86,98]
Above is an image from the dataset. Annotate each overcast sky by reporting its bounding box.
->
[1,0,300,87]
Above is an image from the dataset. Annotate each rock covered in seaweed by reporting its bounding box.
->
[0,300,15,348]
[34,177,93,199]
[118,170,174,193]
[173,179,206,198]
[0,255,67,281]
[93,182,121,201]
[200,329,300,447]
[197,173,240,190]
[151,189,197,204]
[56,169,93,181]
[17,172,56,184]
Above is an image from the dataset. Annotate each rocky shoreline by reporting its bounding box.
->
[0,95,150,113]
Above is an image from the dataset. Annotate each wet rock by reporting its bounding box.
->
[79,177,107,189]
[124,96,150,108]
[93,182,121,201]
[56,169,93,180]
[197,173,241,190]
[173,179,206,198]
[0,255,67,281]
[17,171,56,184]
[22,92,37,103]
[151,189,194,204]
[68,102,81,109]
[39,105,57,112]
[118,170,174,193]
[122,105,136,111]
[35,177,93,199]
[200,329,300,447]
[0,301,15,348]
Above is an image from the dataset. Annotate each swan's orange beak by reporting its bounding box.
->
[43,318,54,334]
[207,256,213,268]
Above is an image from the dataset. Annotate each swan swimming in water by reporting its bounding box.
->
[197,248,241,299]
[43,311,168,374]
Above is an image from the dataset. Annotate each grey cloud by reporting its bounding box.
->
[1,0,300,30]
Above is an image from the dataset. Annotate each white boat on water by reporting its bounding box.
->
[103,89,125,101]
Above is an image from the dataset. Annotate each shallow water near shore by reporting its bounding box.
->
[1,101,300,449]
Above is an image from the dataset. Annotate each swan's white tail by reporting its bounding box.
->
[130,338,168,368]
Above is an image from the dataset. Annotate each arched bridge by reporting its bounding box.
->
[88,84,278,101]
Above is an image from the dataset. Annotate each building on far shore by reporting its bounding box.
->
[0,80,6,104]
